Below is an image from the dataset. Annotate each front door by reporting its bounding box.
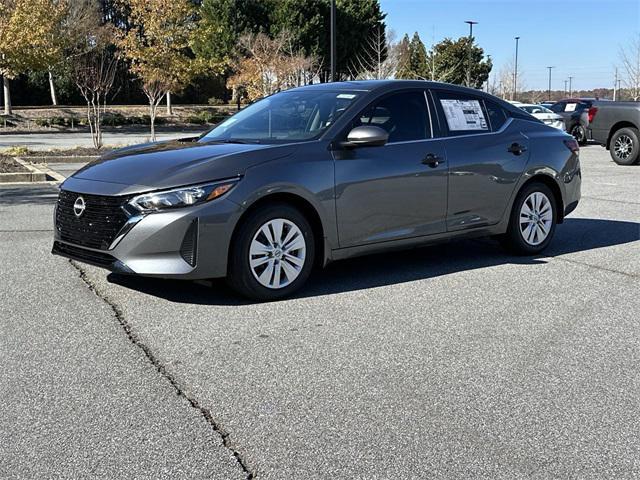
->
[334,90,448,248]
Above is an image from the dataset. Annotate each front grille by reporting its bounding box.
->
[56,190,129,250]
[52,241,116,268]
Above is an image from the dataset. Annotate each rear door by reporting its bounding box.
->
[334,89,448,247]
[431,90,529,231]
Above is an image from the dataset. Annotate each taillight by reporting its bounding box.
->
[588,106,598,123]
[564,139,580,153]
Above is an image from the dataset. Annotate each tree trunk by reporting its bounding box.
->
[166,91,172,116]
[149,100,156,142]
[3,76,11,115]
[48,69,58,106]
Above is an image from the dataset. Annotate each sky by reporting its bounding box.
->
[379,0,640,91]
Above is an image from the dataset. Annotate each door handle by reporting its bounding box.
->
[422,153,444,168]
[507,143,527,155]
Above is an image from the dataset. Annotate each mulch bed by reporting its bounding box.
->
[26,147,113,157]
[0,155,29,173]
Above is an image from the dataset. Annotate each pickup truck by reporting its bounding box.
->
[589,101,640,165]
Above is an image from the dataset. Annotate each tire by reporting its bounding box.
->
[570,124,587,145]
[227,203,315,301]
[609,127,640,166]
[501,182,557,255]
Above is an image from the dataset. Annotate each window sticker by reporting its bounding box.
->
[565,103,577,112]
[440,99,488,131]
[337,93,356,99]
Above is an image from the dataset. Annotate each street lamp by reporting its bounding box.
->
[513,36,520,101]
[330,0,336,82]
[547,66,554,101]
[465,20,478,87]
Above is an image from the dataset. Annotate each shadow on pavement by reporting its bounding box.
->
[106,217,640,306]
[0,185,58,205]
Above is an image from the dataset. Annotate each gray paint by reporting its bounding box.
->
[53,80,581,280]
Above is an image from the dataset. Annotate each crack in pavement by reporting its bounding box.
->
[68,259,256,480]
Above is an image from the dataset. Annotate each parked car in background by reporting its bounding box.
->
[549,98,602,144]
[540,101,556,109]
[518,104,565,130]
[588,101,640,165]
[52,81,581,300]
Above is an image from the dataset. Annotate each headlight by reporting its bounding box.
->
[128,180,238,213]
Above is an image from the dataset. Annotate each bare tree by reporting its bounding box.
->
[619,34,640,101]
[229,31,319,101]
[74,47,118,149]
[47,0,104,106]
[349,27,396,80]
[497,59,526,100]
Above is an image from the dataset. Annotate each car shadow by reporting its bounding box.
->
[106,218,640,306]
[0,185,59,205]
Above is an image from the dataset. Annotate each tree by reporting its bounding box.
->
[118,0,206,141]
[619,34,640,101]
[0,0,67,115]
[349,27,395,80]
[427,37,492,88]
[496,59,526,100]
[228,31,319,101]
[394,32,428,79]
[45,0,105,106]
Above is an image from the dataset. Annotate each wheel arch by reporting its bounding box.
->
[228,192,328,270]
[607,121,639,149]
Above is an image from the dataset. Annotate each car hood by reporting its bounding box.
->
[65,139,297,195]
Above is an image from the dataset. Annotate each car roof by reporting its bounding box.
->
[287,80,526,116]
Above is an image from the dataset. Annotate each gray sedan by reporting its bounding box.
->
[52,81,582,300]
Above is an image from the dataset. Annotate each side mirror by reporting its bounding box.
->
[342,125,389,148]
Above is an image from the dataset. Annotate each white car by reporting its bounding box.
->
[518,104,566,131]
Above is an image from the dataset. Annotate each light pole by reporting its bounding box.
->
[568,76,573,97]
[564,79,568,96]
[513,36,520,101]
[330,0,336,82]
[465,20,478,87]
[547,66,554,101]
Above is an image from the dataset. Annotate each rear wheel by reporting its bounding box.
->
[570,124,587,145]
[501,182,557,255]
[609,127,640,165]
[227,203,315,301]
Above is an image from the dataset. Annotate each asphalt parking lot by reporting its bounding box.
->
[1,145,639,478]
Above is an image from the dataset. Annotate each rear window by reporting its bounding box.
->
[435,91,490,136]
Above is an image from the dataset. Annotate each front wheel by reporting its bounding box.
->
[609,127,640,165]
[501,182,557,255]
[227,203,315,301]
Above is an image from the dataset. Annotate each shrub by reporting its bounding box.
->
[208,97,224,106]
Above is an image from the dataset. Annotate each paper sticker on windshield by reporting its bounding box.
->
[337,93,356,99]
[440,99,488,131]
[565,103,577,112]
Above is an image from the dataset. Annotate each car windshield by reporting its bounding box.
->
[201,90,360,144]
[522,105,553,114]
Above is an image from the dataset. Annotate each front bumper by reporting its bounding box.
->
[53,197,241,280]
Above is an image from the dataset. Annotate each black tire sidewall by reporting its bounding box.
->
[228,203,315,301]
[504,182,557,255]
[610,127,640,166]
[571,124,587,145]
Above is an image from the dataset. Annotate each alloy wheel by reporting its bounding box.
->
[249,218,306,289]
[614,134,633,160]
[519,192,553,246]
